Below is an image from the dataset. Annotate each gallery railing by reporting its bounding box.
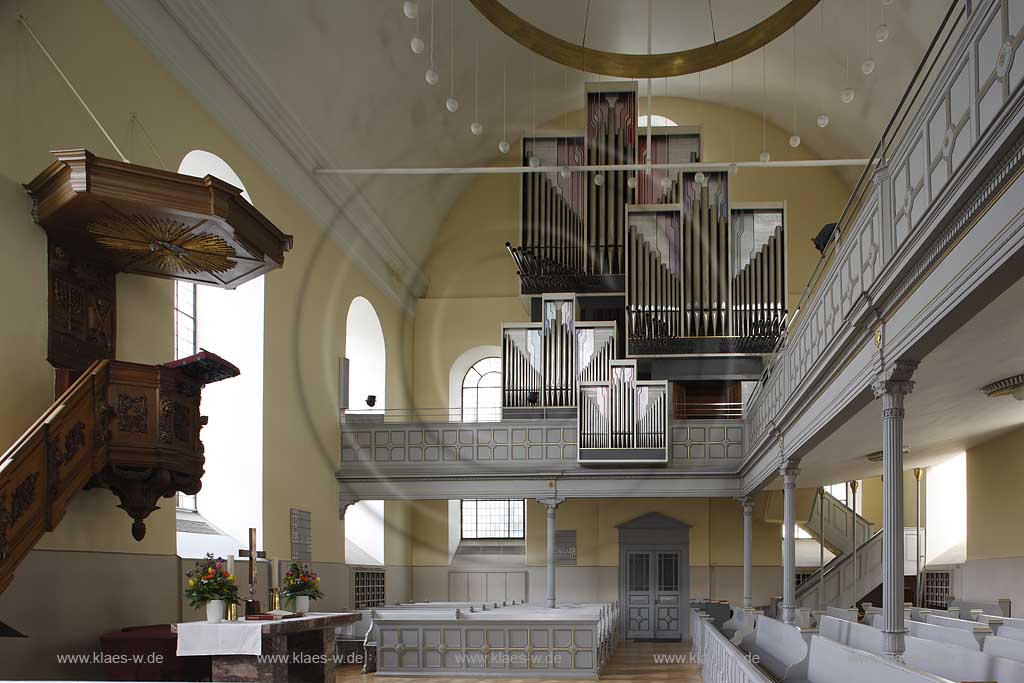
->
[673,402,744,421]
[744,0,1007,446]
[690,608,773,683]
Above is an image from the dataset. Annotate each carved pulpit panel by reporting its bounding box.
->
[47,241,116,371]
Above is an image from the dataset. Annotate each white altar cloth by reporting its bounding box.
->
[175,619,264,657]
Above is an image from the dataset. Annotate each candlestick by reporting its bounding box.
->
[227,555,235,577]
[269,557,278,590]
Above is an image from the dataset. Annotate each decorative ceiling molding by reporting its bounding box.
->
[981,373,1024,400]
[469,0,821,78]
[104,0,428,316]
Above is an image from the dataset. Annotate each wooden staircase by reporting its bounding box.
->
[0,352,237,598]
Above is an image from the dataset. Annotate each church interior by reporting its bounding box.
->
[2,0,1024,681]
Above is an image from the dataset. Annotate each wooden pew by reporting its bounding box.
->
[826,606,860,623]
[999,626,1024,643]
[819,615,1024,683]
[984,635,1024,665]
[362,608,461,673]
[865,615,983,651]
[786,634,951,683]
[971,615,1024,642]
[738,614,809,680]
[950,599,1011,618]
[926,613,994,648]
[910,606,959,620]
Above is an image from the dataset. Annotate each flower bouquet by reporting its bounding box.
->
[279,562,323,613]
[185,553,239,622]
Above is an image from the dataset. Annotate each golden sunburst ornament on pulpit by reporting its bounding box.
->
[88,215,237,274]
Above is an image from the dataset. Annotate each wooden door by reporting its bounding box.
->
[625,551,654,639]
[653,551,682,639]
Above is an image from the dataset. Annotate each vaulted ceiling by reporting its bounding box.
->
[116,0,953,304]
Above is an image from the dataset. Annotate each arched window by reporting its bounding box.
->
[173,150,263,559]
[462,357,501,423]
[345,297,386,413]
[637,114,678,128]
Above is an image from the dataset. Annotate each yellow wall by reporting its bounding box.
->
[859,473,926,530]
[524,497,780,568]
[966,425,1024,560]
[1,0,411,563]
[383,500,450,566]
[414,96,852,409]
[383,500,414,566]
[414,296,528,410]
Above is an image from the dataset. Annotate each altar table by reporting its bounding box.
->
[175,612,359,682]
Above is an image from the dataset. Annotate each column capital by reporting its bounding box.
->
[740,496,756,514]
[779,463,800,485]
[536,496,565,510]
[872,360,919,396]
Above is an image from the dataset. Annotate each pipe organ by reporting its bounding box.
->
[497,80,788,464]
[585,86,637,278]
[508,137,591,292]
[510,81,786,356]
[502,296,617,414]
[579,360,668,464]
[731,223,786,344]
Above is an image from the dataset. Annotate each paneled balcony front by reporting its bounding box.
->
[337,410,745,504]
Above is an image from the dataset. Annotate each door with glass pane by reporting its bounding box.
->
[624,550,682,639]
[625,551,654,639]
[653,551,682,639]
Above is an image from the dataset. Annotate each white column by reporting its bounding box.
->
[781,464,800,625]
[538,497,565,609]
[850,479,860,607]
[742,496,754,610]
[914,467,923,607]
[873,362,916,658]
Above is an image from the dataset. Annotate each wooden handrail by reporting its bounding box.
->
[0,359,108,472]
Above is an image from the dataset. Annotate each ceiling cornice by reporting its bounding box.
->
[105,0,428,316]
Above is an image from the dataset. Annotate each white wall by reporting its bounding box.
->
[927,453,967,565]
[345,296,386,412]
[961,557,1024,610]
[345,500,385,565]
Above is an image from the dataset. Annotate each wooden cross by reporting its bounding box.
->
[237,527,265,614]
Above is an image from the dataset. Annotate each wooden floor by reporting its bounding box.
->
[336,641,702,683]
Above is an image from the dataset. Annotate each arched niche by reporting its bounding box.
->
[345,296,386,413]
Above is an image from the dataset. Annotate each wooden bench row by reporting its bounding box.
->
[359,600,619,677]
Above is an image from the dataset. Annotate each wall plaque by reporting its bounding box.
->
[554,529,577,566]
[290,508,312,562]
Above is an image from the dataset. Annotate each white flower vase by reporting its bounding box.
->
[294,595,310,613]
[206,599,226,623]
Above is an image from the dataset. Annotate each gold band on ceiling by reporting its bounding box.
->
[468,0,821,79]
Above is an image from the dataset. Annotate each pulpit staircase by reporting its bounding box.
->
[0,353,238,604]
